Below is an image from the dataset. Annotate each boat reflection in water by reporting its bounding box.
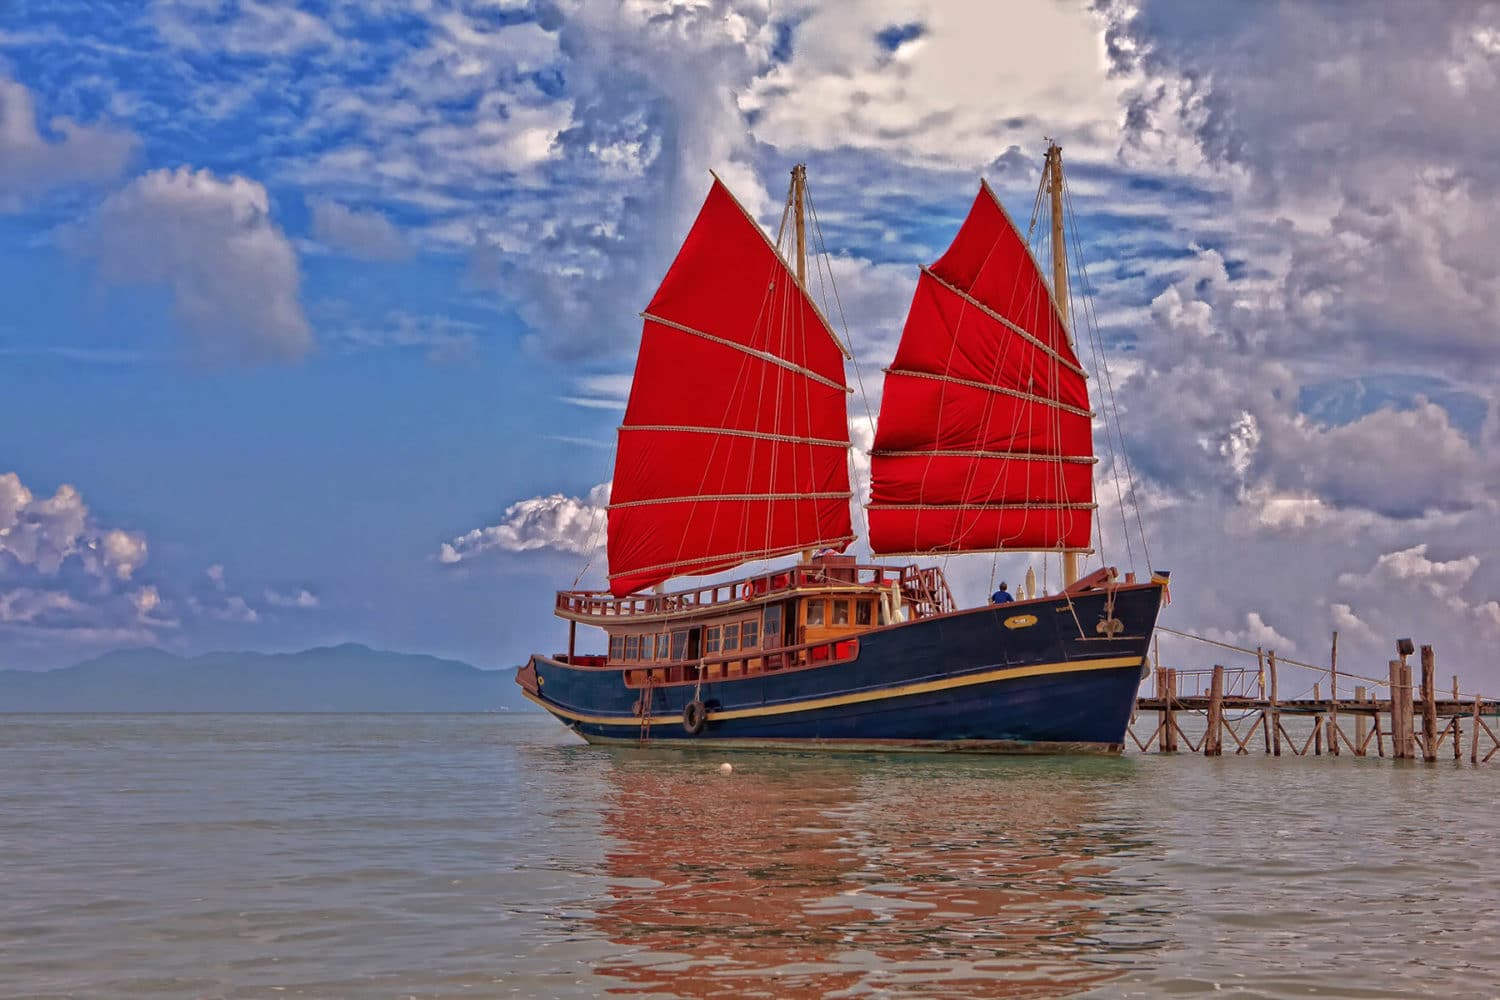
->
[588,753,1157,999]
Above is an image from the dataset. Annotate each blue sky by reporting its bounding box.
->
[3,1,1499,690]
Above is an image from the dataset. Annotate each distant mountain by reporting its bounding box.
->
[0,643,539,713]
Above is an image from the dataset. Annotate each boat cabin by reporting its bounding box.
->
[553,555,955,688]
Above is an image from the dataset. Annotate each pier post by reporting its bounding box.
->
[1268,651,1281,757]
[1206,665,1225,756]
[1421,645,1437,763]
[1313,682,1323,756]
[1402,662,1416,760]
[1329,632,1340,756]
[1471,696,1482,764]
[1156,667,1168,752]
[1258,647,1271,753]
[1354,686,1368,755]
[1163,668,1178,752]
[1389,660,1405,759]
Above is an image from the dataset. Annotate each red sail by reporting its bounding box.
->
[868,182,1095,555]
[607,178,854,596]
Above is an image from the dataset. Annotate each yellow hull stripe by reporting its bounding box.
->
[522,654,1144,728]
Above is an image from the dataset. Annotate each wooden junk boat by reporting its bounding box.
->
[517,144,1169,752]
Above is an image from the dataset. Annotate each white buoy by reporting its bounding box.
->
[718,762,733,775]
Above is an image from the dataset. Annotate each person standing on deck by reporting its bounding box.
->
[990,582,1015,605]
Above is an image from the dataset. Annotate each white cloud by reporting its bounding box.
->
[744,1,1130,171]
[325,308,479,363]
[0,472,172,645]
[75,167,312,363]
[439,482,610,564]
[1330,602,1380,647]
[153,0,338,55]
[1338,544,1479,600]
[308,199,410,261]
[190,563,262,623]
[0,75,136,210]
[0,472,147,581]
[264,587,319,609]
[1204,612,1298,655]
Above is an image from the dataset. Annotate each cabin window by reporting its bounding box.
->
[856,600,873,626]
[762,606,782,647]
[806,599,825,626]
[625,634,639,660]
[723,623,739,650]
[610,636,625,660]
[833,600,850,626]
[705,626,721,655]
[656,633,670,660]
[671,630,688,661]
[742,619,759,648]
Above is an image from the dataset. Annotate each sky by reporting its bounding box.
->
[2,0,1498,693]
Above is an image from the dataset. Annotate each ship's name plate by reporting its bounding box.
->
[1003,614,1038,630]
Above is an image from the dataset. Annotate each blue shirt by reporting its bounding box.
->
[991,589,1015,604]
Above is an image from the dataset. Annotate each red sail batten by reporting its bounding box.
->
[869,184,1094,556]
[607,180,853,596]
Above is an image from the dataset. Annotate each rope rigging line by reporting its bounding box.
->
[804,181,874,548]
[1062,177,1153,573]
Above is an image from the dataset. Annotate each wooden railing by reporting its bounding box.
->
[555,561,941,620]
[619,636,861,688]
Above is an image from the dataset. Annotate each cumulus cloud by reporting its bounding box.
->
[439,482,610,565]
[0,75,136,210]
[74,167,312,362]
[1204,612,1298,655]
[0,472,147,581]
[744,2,1130,171]
[309,199,410,261]
[1338,544,1479,600]
[0,471,168,644]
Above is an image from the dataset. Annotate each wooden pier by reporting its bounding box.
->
[1129,631,1500,763]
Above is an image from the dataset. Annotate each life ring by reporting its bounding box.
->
[682,699,708,735]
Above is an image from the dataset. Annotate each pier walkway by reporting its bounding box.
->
[1130,630,1500,763]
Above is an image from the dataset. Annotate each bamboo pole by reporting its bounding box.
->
[1354,685,1368,756]
[1268,651,1281,757]
[1206,665,1225,757]
[1421,645,1437,763]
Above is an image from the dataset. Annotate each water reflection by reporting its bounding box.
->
[589,752,1155,999]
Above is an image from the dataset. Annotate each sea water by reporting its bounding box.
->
[2,713,1498,999]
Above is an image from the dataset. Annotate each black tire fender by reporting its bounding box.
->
[682,699,708,735]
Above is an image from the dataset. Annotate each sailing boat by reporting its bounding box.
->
[516,145,1168,752]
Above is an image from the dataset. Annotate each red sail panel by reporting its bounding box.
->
[607,179,853,596]
[869,183,1094,555]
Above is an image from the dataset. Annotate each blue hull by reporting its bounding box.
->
[524,584,1163,753]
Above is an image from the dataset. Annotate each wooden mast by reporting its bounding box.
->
[1046,142,1081,588]
[793,163,813,564]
